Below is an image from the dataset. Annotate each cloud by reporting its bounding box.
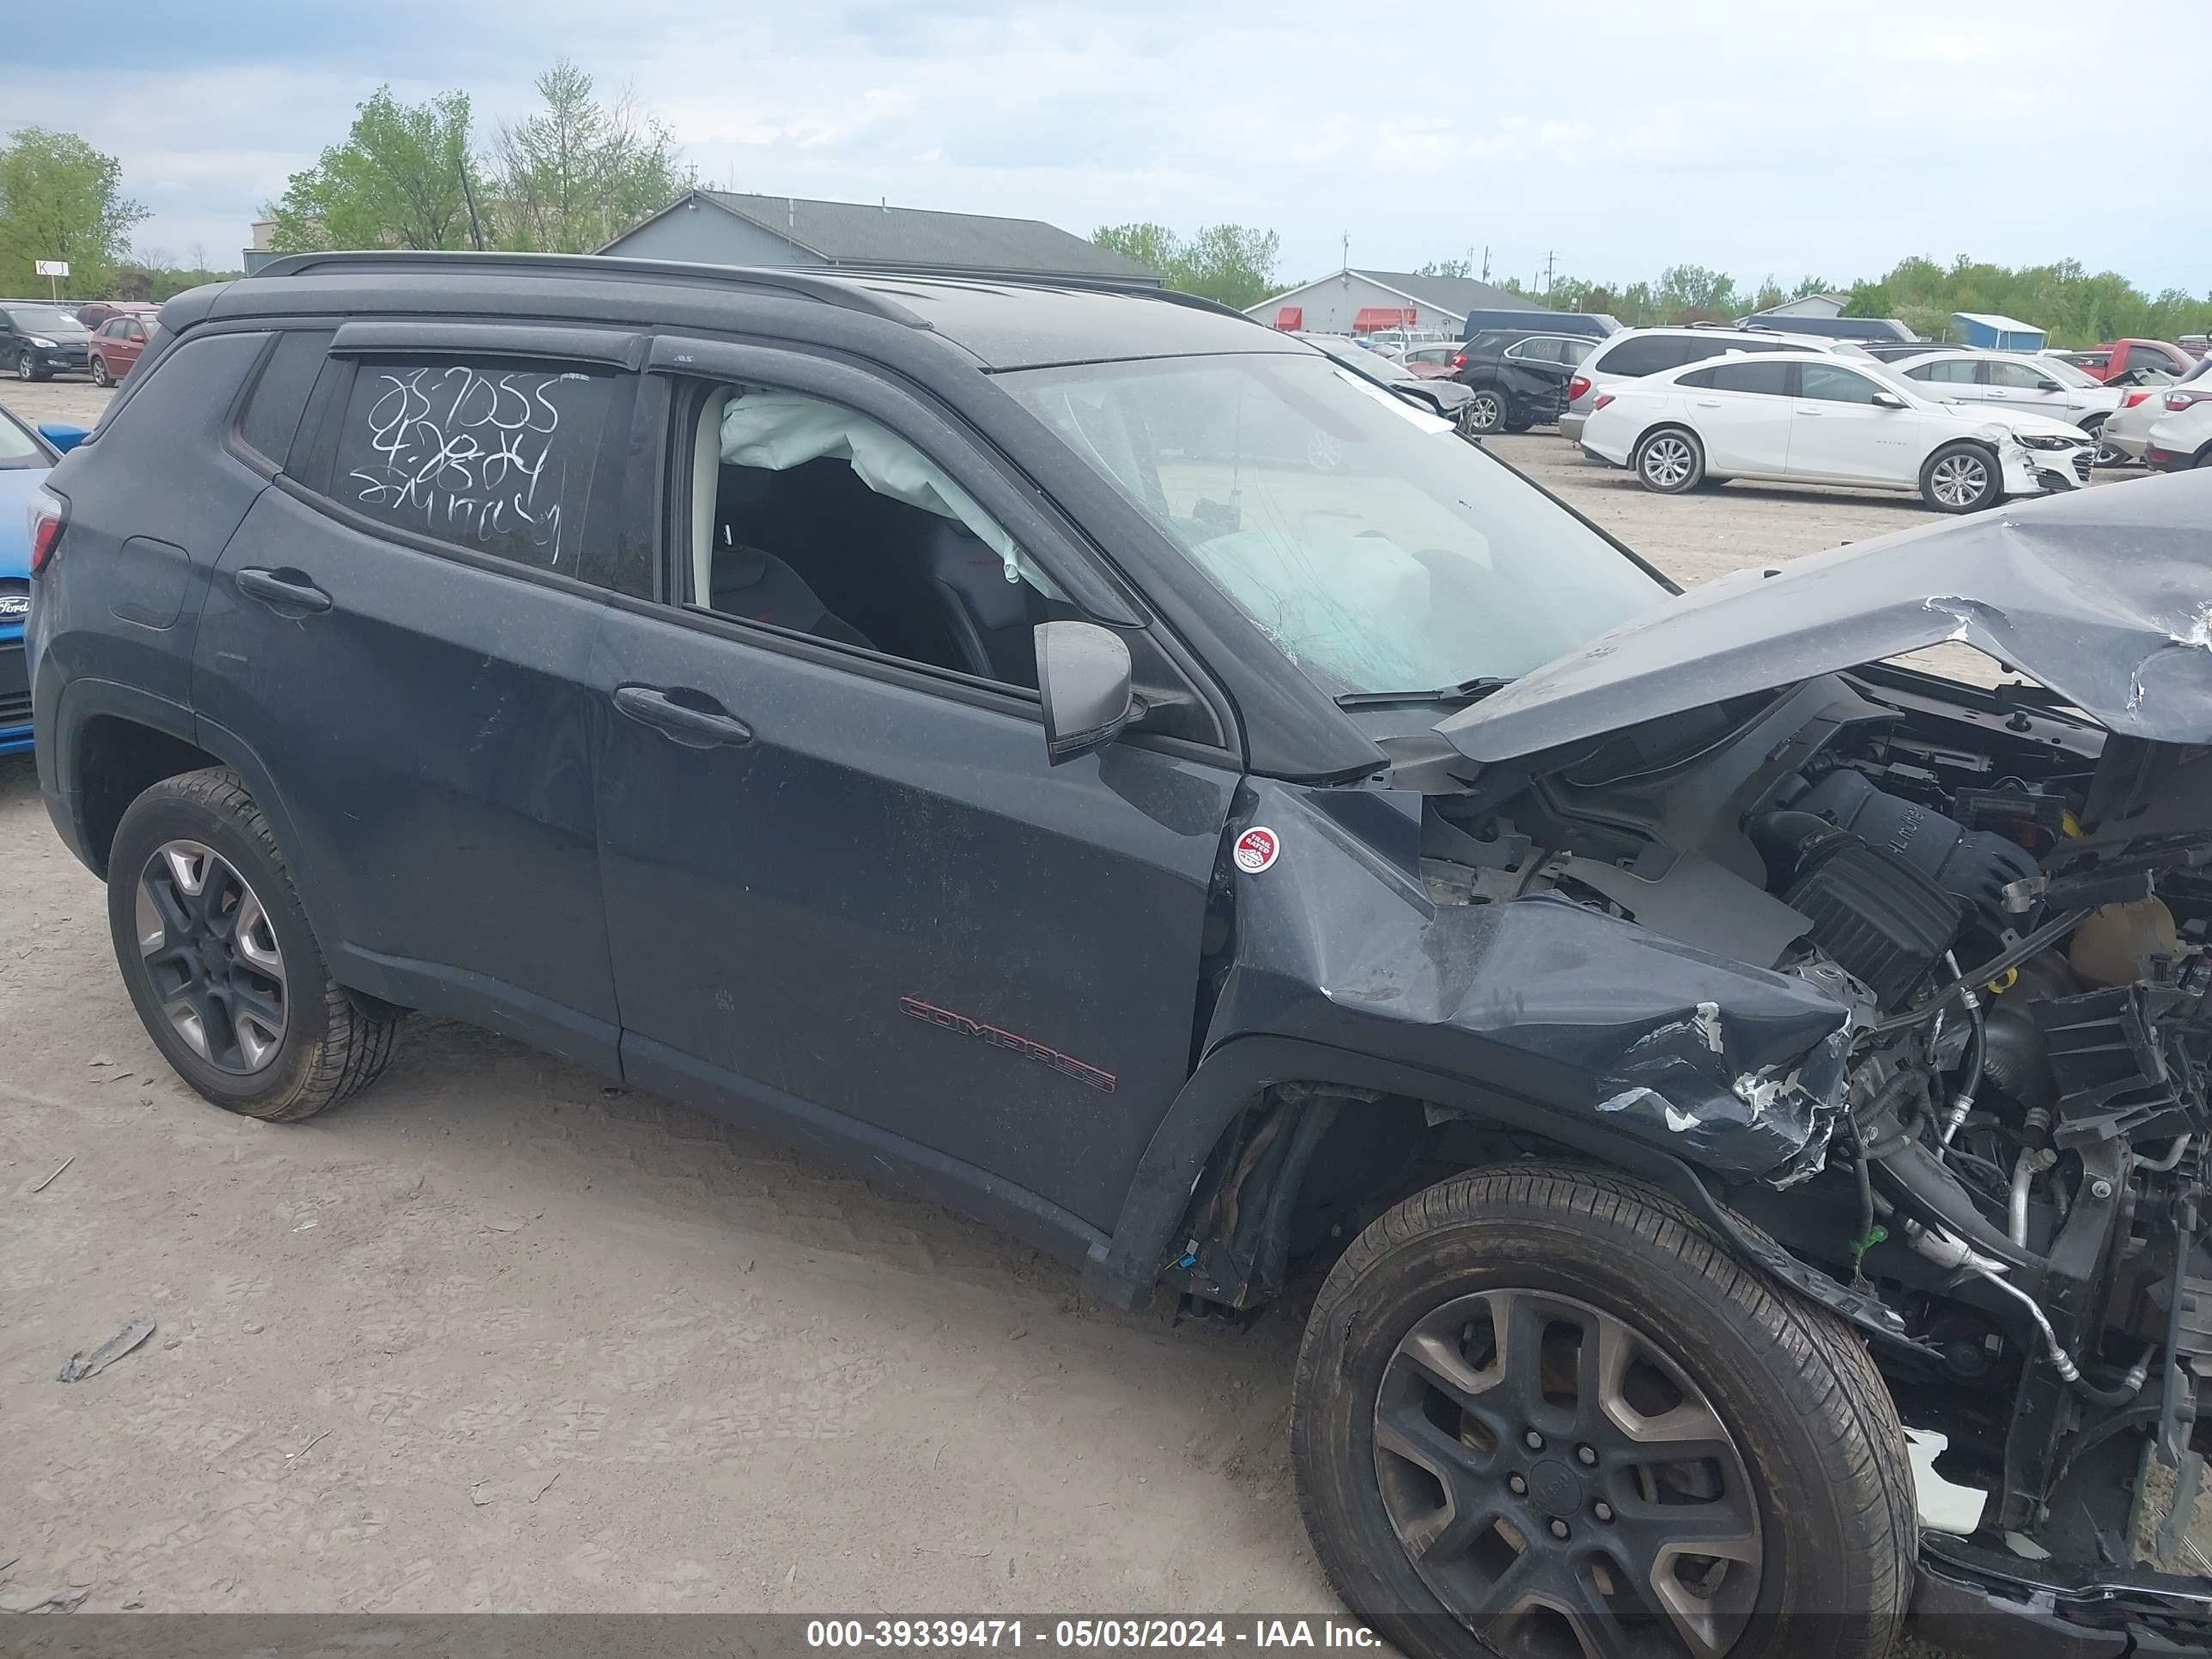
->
[4,0,2208,295]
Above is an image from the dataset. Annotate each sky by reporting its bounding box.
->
[5,0,2209,299]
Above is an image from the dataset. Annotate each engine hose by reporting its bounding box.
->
[1938,963,1986,1149]
[2009,1104,2053,1249]
[1966,1262,2149,1407]
[1869,909,2088,1035]
[1876,1133,2044,1271]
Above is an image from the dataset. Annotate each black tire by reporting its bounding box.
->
[89,353,112,388]
[1919,441,2001,512]
[1502,416,1535,434]
[1292,1164,1915,1659]
[1632,426,1705,494]
[1466,389,1506,434]
[106,766,400,1121]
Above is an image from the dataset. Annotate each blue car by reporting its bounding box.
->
[1,403,88,755]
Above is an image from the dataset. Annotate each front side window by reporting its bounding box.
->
[329,358,615,572]
[678,383,1060,690]
[1002,353,1664,698]
[1989,360,2056,390]
[1798,362,1884,404]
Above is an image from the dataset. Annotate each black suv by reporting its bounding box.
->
[29,252,2212,1659]
[1452,330,1595,434]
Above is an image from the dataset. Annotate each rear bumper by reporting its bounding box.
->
[2146,444,2201,472]
[1910,1538,2212,1659]
[1559,411,1589,442]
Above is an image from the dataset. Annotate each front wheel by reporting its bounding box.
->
[1632,427,1705,493]
[1920,441,2001,512]
[1292,1165,1915,1659]
[16,349,40,382]
[107,767,400,1121]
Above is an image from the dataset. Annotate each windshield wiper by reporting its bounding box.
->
[1334,676,1512,709]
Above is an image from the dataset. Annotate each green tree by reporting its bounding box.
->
[269,87,481,253]
[0,126,149,297]
[1417,257,1472,280]
[489,58,684,252]
[1092,222,1281,309]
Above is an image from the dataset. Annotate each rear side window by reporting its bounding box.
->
[235,330,336,471]
[1589,336,1689,378]
[1682,361,1792,394]
[328,359,616,572]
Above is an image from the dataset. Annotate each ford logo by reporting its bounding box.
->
[0,592,28,620]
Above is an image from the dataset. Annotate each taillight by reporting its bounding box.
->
[1449,353,1467,369]
[2121,390,2152,409]
[1592,392,1615,411]
[2166,389,2212,412]
[27,484,67,575]
[1568,375,1591,402]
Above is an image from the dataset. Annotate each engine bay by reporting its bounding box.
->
[1413,665,2212,1563]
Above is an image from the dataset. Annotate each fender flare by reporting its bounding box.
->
[42,676,203,870]
[1083,1034,1922,1354]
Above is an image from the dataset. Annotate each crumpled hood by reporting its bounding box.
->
[1440,466,2212,763]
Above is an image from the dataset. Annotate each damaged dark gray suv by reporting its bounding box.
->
[27,251,2212,1659]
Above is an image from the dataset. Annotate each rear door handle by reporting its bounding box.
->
[234,567,332,614]
[1692,398,1723,408]
[1796,408,1824,416]
[612,684,753,748]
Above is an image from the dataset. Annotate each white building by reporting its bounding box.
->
[1246,268,1543,338]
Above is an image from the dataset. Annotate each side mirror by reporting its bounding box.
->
[38,422,89,453]
[1871,392,1908,410]
[2036,379,2063,393]
[1035,620,1135,765]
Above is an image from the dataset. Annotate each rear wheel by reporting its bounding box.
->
[1292,1165,1915,1659]
[107,767,400,1121]
[1466,390,1506,434]
[89,353,112,388]
[1920,441,2001,512]
[1632,427,1705,494]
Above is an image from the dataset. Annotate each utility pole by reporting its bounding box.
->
[1545,250,1557,296]
[1480,245,1490,281]
[1341,231,1350,272]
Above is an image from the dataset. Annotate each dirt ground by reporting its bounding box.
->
[0,377,2165,1641]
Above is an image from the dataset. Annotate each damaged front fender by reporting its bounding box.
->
[1202,780,1853,1184]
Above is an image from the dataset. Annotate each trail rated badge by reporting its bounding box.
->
[1233,826,1281,874]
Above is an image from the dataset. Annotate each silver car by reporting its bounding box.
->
[2100,356,2209,463]
[1887,349,2126,463]
[1559,325,1869,442]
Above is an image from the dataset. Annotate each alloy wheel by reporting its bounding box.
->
[1469,392,1504,433]
[1929,453,1989,508]
[91,356,111,387]
[15,351,30,381]
[1373,1287,1762,1659]
[134,839,289,1074]
[1640,435,1695,489]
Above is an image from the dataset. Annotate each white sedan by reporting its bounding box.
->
[1579,351,2098,512]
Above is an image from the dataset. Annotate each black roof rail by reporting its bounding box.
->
[246,249,935,329]
[841,265,1262,326]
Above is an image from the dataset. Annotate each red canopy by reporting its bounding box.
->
[1273,306,1304,331]
[1352,306,1415,333]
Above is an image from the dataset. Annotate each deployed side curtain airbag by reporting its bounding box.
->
[720,389,1049,590]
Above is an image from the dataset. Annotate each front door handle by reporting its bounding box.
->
[1796,408,1824,417]
[612,684,753,748]
[234,567,332,614]
[1692,398,1723,408]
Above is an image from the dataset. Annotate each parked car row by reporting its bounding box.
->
[1,298,159,382]
[1,402,88,752]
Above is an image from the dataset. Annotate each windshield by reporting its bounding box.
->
[2032,356,2102,388]
[1000,353,1667,697]
[5,306,85,333]
[1309,337,1422,385]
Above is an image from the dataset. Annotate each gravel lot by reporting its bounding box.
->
[0,377,2164,1637]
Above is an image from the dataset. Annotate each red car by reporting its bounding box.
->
[2054,337,2198,383]
[86,313,156,386]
